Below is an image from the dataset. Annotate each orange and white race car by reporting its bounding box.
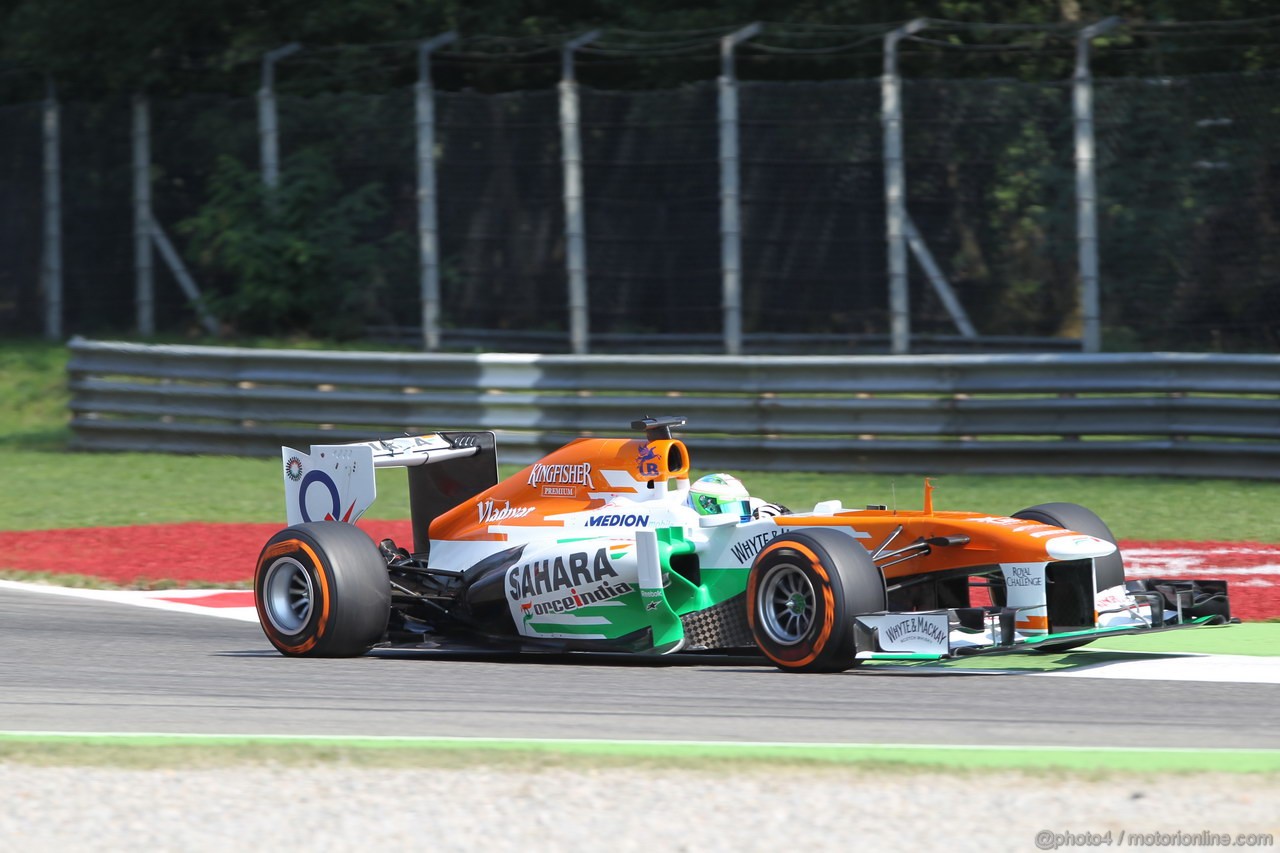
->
[254,416,1233,671]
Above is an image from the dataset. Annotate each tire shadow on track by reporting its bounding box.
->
[211,647,1193,678]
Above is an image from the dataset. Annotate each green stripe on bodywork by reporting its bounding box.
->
[1,733,1277,773]
[865,650,1187,672]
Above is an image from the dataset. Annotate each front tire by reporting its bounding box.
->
[1011,502,1124,652]
[746,529,886,673]
[1012,502,1124,592]
[254,521,391,657]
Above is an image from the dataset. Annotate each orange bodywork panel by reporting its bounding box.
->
[778,509,1085,580]
[430,437,691,543]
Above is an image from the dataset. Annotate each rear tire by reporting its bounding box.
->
[1011,502,1124,652]
[254,521,390,657]
[747,529,886,673]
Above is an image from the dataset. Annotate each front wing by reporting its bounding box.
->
[853,576,1234,662]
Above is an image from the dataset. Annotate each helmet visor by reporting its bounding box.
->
[694,494,750,518]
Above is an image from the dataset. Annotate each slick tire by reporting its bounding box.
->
[254,521,391,657]
[746,529,886,673]
[1011,502,1124,653]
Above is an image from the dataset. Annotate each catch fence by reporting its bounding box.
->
[4,20,1278,354]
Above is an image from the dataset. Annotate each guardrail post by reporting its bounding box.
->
[560,30,602,355]
[1075,17,1120,353]
[132,94,154,336]
[882,19,926,355]
[719,22,760,356]
[41,78,63,340]
[416,32,457,352]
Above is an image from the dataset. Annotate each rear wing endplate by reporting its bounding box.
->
[282,433,489,528]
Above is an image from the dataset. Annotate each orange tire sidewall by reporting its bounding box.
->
[255,537,332,655]
[748,540,838,669]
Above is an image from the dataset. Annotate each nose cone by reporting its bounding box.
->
[1044,534,1117,561]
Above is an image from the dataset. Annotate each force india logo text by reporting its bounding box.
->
[477,499,535,524]
[883,616,949,646]
[528,463,593,489]
[521,578,634,617]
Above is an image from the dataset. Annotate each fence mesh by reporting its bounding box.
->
[581,84,719,337]
[2,68,1278,351]
[740,80,885,337]
[59,100,133,333]
[150,94,259,330]
[1095,71,1280,351]
[437,89,565,333]
[902,77,1078,340]
[0,102,43,333]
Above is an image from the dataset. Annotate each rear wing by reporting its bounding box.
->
[283,433,497,550]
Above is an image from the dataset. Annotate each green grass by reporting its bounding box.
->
[2,338,1279,540]
[0,450,415,530]
[1,733,1278,774]
[4,448,1279,541]
[1090,622,1279,656]
[0,339,71,450]
[758,471,1280,542]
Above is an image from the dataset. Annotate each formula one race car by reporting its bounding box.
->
[254,417,1232,671]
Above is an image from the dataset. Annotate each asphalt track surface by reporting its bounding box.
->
[4,585,1279,750]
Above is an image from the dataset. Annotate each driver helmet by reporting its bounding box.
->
[689,473,749,516]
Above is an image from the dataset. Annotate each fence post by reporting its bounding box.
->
[416,32,457,352]
[41,78,62,340]
[718,23,761,356]
[882,19,926,355]
[258,43,301,190]
[1075,17,1120,354]
[132,94,154,336]
[560,30,602,355]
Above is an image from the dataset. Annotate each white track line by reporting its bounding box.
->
[0,580,259,623]
[1035,653,1280,684]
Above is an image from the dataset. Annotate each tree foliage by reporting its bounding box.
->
[178,148,405,337]
[4,0,1279,98]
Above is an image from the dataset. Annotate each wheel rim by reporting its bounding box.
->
[262,557,314,634]
[758,562,815,645]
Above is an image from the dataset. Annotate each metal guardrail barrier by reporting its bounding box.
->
[67,338,1280,478]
